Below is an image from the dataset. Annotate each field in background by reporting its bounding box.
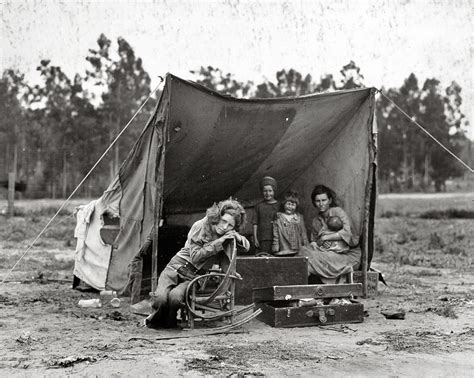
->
[377,192,474,218]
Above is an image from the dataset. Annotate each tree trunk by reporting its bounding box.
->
[401,133,408,191]
[109,128,115,182]
[62,152,68,198]
[423,153,431,190]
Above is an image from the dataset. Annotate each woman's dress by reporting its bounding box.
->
[300,206,361,283]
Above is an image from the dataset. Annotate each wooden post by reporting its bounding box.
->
[7,145,18,217]
[151,121,167,293]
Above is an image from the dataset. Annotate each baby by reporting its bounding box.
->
[317,215,349,253]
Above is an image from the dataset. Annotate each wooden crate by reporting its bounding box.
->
[352,271,379,297]
[235,256,308,305]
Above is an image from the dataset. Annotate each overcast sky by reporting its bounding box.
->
[1,0,472,136]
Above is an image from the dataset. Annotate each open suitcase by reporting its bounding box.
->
[253,283,364,328]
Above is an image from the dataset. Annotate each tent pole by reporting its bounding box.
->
[361,164,374,298]
[362,90,377,298]
[151,122,167,293]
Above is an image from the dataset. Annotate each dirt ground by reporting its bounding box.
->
[0,194,473,376]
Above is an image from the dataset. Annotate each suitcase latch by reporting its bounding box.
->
[315,288,324,297]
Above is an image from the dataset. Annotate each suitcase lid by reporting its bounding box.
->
[253,283,363,302]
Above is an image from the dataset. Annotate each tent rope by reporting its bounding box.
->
[377,89,473,173]
[1,78,165,285]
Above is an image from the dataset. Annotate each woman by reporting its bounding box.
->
[147,199,250,328]
[300,184,361,284]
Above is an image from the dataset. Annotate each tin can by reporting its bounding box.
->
[78,298,102,308]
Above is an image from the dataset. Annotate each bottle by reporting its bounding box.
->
[100,290,120,307]
[78,298,102,308]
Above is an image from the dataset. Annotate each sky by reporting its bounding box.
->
[1,0,472,136]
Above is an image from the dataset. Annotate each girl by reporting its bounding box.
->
[252,176,279,255]
[272,191,309,255]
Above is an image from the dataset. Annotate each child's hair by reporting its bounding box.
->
[206,198,246,231]
[327,216,343,231]
[280,190,299,211]
[260,176,277,192]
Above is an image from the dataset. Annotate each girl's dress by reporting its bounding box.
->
[272,212,308,254]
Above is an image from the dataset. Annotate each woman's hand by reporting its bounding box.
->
[319,233,330,242]
[220,230,241,244]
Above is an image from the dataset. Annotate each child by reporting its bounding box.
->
[272,191,308,255]
[317,215,350,253]
[253,176,279,255]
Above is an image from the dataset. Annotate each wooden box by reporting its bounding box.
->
[253,284,364,328]
[235,256,308,305]
[352,271,379,297]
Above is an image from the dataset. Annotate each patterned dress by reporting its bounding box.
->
[272,212,309,253]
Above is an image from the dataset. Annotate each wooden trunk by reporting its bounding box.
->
[254,284,364,328]
[257,301,364,328]
[235,256,308,305]
[352,271,379,297]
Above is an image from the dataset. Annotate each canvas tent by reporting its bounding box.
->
[73,74,377,296]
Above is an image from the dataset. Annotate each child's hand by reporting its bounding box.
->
[310,242,318,250]
[254,238,260,248]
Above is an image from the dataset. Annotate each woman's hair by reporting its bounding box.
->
[206,198,246,231]
[280,190,300,211]
[310,184,338,207]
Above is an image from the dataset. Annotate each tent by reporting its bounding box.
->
[73,74,377,296]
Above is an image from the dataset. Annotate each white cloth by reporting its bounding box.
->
[73,198,112,290]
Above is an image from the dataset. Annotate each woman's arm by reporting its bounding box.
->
[325,207,359,247]
[187,221,225,266]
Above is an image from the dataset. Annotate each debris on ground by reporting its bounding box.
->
[381,309,406,319]
[16,331,37,345]
[46,356,97,368]
[105,310,127,321]
[356,338,383,346]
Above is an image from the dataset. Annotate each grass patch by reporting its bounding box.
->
[377,193,474,218]
[419,209,474,219]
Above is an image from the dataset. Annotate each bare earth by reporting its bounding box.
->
[0,195,473,376]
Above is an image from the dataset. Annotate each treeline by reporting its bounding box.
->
[0,34,471,198]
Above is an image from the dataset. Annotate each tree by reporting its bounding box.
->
[338,60,365,90]
[0,69,27,185]
[190,66,254,97]
[85,34,153,181]
[377,74,468,192]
